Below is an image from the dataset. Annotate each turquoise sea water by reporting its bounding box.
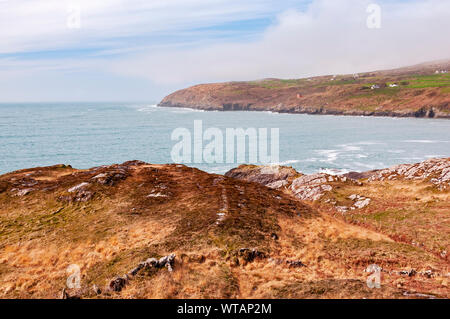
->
[0,102,449,175]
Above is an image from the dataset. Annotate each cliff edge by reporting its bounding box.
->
[160,60,450,118]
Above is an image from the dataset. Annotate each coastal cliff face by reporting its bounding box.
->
[160,60,450,118]
[1,159,449,299]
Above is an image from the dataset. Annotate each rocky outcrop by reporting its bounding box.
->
[290,173,352,201]
[108,254,176,293]
[91,167,129,186]
[225,165,358,201]
[226,158,450,204]
[225,165,298,188]
[368,158,450,190]
[335,194,372,213]
[350,195,371,209]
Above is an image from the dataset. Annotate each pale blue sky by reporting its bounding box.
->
[0,0,449,102]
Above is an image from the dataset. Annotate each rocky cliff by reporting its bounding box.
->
[160,60,450,118]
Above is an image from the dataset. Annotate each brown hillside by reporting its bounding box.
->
[0,160,449,299]
[160,60,450,118]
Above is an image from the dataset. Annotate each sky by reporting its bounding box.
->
[0,0,449,102]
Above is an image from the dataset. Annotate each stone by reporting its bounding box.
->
[158,254,176,272]
[399,269,416,277]
[266,180,288,189]
[147,192,168,198]
[68,182,90,193]
[286,260,306,268]
[15,188,33,196]
[92,168,129,186]
[354,198,371,209]
[108,276,128,292]
[336,206,348,213]
[368,158,450,190]
[145,258,158,267]
[128,262,146,276]
[225,165,297,187]
[289,173,340,201]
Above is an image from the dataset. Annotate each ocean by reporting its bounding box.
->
[1,102,449,175]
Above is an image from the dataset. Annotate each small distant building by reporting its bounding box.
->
[389,84,398,88]
[371,84,380,90]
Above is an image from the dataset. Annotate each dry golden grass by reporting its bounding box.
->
[319,180,450,260]
[0,162,448,299]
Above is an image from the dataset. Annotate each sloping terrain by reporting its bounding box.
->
[159,60,450,118]
[0,160,448,299]
[226,158,450,298]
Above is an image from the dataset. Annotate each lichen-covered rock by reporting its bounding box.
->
[91,168,129,186]
[354,198,371,209]
[266,180,289,189]
[12,188,34,196]
[68,182,90,193]
[226,165,358,201]
[290,173,349,201]
[368,158,450,190]
[225,165,298,189]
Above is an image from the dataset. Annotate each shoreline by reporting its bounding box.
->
[157,103,450,119]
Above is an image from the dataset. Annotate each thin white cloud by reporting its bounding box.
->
[111,0,450,85]
[0,0,449,102]
[0,0,303,53]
